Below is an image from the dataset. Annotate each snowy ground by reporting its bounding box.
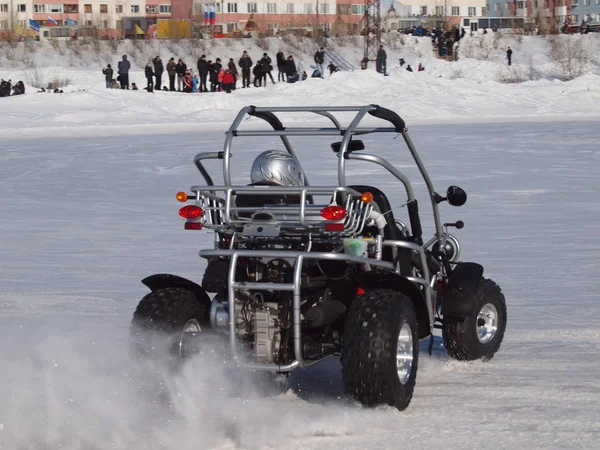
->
[1,115,600,449]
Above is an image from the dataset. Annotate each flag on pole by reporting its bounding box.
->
[135,24,145,35]
[209,5,215,25]
[66,18,78,26]
[29,19,40,32]
[47,17,58,27]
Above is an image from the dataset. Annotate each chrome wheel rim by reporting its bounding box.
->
[396,323,414,385]
[179,319,201,362]
[477,303,498,344]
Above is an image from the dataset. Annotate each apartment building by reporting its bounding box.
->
[0,0,366,37]
[485,0,600,27]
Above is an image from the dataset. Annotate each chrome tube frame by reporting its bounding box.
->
[201,249,394,372]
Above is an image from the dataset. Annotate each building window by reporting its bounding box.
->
[146,5,157,13]
[215,3,220,12]
[468,6,476,15]
[419,6,427,15]
[17,19,26,27]
[267,3,277,13]
[131,5,140,13]
[304,3,313,13]
[533,0,538,7]
[0,4,7,13]
[267,22,278,28]
[516,1,524,8]
[116,20,123,28]
[352,4,366,14]
[34,5,46,13]
[0,20,7,29]
[49,4,64,13]
[85,20,92,26]
[451,6,459,15]
[227,3,237,12]
[286,3,294,13]
[99,20,108,28]
[115,5,123,13]
[556,0,562,6]
[159,5,171,13]
[337,4,351,14]
[84,4,92,13]
[320,3,329,13]
[247,2,257,13]
[100,4,108,13]
[64,4,78,13]
[583,0,589,5]
[17,4,26,12]
[193,4,202,14]
[435,6,444,16]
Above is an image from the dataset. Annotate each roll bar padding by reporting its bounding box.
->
[248,105,285,131]
[368,105,406,132]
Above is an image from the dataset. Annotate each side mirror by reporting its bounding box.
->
[446,186,467,207]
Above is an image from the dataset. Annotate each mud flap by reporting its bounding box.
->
[142,273,212,313]
[441,262,484,317]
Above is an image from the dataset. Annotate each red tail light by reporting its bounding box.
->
[179,205,204,219]
[184,222,203,230]
[320,205,347,221]
[325,223,345,231]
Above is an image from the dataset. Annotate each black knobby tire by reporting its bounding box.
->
[443,278,507,361]
[130,287,208,362]
[341,289,419,411]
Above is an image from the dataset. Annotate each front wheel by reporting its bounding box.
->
[443,278,507,361]
[341,289,419,411]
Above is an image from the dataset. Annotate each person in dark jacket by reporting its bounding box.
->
[117,55,131,89]
[197,55,209,92]
[506,47,513,66]
[227,58,238,89]
[253,59,264,87]
[175,59,187,91]
[166,57,176,91]
[285,55,298,83]
[314,47,325,77]
[238,50,253,88]
[102,64,113,88]
[152,56,163,91]
[262,53,275,85]
[406,64,413,72]
[376,45,387,75]
[145,64,154,92]
[276,50,286,82]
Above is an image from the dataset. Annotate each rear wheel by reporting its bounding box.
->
[443,278,507,361]
[130,287,209,365]
[341,289,419,411]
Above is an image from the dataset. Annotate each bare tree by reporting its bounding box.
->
[548,35,590,81]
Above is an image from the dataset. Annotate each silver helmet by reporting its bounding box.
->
[250,150,305,187]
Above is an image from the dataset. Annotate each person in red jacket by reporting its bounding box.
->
[222,69,235,93]
[183,71,193,93]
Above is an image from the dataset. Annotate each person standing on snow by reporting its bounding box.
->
[197,55,209,92]
[117,55,131,89]
[238,50,253,88]
[227,58,238,89]
[377,45,387,75]
[314,47,325,78]
[144,63,154,92]
[262,53,275,85]
[166,57,177,91]
[175,59,187,91]
[102,64,113,88]
[152,56,163,91]
[276,50,286,82]
[506,47,513,66]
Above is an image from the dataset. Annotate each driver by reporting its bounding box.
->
[250,149,305,187]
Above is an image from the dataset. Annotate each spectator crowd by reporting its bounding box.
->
[102,47,341,93]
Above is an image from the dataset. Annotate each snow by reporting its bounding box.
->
[1,35,600,449]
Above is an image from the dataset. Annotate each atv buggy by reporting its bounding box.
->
[131,105,507,411]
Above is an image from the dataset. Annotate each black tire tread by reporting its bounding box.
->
[443,278,507,361]
[341,289,419,411]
